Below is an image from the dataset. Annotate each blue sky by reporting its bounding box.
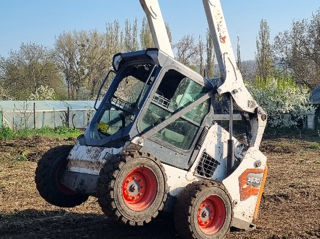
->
[0,0,319,60]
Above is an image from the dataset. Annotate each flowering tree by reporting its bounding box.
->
[247,77,315,128]
[29,85,56,100]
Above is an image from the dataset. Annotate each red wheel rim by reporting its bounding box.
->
[56,161,75,195]
[197,195,226,235]
[122,167,157,211]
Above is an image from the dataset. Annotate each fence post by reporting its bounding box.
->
[0,110,2,129]
[13,106,15,131]
[53,107,56,129]
[33,102,36,129]
[67,107,70,128]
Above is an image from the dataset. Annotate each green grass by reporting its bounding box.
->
[0,126,82,140]
[264,128,320,142]
[308,142,319,150]
[14,150,29,161]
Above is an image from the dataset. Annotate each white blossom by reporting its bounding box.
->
[247,78,315,128]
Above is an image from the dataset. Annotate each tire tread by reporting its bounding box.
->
[35,145,88,207]
[97,150,168,226]
[174,181,232,239]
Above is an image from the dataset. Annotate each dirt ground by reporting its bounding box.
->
[0,135,319,239]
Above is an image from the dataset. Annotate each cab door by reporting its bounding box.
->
[137,67,211,170]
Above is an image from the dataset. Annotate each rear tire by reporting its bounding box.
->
[174,181,232,239]
[97,150,168,226]
[35,145,88,207]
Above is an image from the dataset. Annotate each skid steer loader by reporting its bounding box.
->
[35,0,268,238]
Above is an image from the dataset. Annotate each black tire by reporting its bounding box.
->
[97,150,168,226]
[174,181,232,239]
[35,145,89,207]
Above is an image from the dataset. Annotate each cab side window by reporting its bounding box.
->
[141,69,210,150]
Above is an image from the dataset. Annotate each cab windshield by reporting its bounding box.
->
[97,63,155,137]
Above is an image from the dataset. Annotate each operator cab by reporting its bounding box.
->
[83,49,214,169]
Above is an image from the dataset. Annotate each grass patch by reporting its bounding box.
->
[0,126,82,140]
[308,142,319,150]
[14,151,29,162]
[264,128,320,142]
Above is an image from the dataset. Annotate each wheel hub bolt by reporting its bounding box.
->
[129,185,136,192]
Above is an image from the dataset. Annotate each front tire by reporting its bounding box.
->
[97,150,168,226]
[174,181,232,239]
[35,145,88,207]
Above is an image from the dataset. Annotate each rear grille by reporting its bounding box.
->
[195,151,220,179]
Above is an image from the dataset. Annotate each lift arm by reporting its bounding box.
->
[202,0,267,147]
[139,0,174,58]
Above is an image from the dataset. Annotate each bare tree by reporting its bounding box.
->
[124,19,139,52]
[174,35,198,67]
[166,23,172,43]
[256,19,274,80]
[198,36,205,76]
[140,18,154,49]
[303,10,320,88]
[78,31,110,99]
[0,43,63,100]
[236,36,255,82]
[106,20,123,56]
[206,30,215,78]
[236,35,242,72]
[55,30,111,99]
[0,76,10,100]
[273,10,320,89]
[0,19,175,101]
[173,30,214,77]
[55,32,79,99]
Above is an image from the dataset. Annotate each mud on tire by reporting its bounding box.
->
[35,145,88,207]
[97,150,168,226]
[174,181,232,239]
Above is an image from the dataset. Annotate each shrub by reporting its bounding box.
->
[247,77,315,128]
[15,151,29,161]
[308,142,319,150]
[54,126,82,137]
[0,127,16,139]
